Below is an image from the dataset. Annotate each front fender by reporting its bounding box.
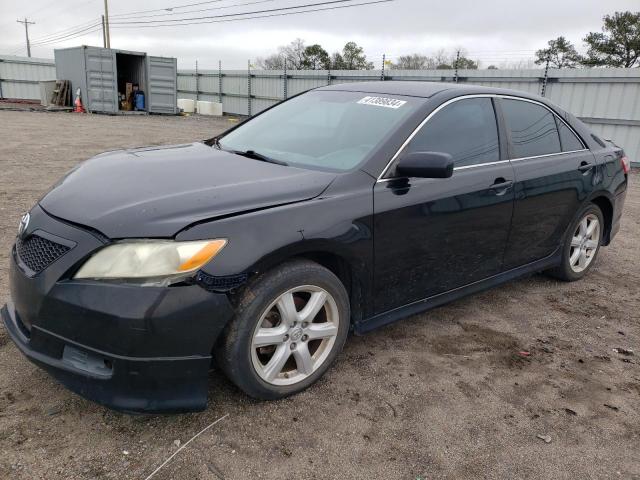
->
[175,171,375,314]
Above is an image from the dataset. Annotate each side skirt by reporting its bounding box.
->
[353,248,562,335]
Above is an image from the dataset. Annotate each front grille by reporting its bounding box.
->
[15,234,71,274]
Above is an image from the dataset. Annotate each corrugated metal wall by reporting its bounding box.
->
[0,55,55,100]
[1,56,638,164]
[147,56,178,114]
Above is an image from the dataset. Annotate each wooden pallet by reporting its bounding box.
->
[50,80,71,107]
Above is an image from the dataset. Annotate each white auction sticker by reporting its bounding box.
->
[357,96,407,109]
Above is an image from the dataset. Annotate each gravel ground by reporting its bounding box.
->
[0,110,638,480]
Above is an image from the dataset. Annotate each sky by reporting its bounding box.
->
[0,0,637,69]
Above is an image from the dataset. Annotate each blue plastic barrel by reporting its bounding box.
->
[135,92,145,111]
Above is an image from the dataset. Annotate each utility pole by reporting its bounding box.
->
[381,54,386,81]
[101,15,106,48]
[103,0,111,48]
[16,18,35,57]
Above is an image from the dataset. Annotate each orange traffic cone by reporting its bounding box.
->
[73,87,85,113]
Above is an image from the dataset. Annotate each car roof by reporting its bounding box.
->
[317,80,454,98]
[316,80,539,101]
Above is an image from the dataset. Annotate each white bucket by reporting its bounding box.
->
[197,101,223,116]
[177,98,195,113]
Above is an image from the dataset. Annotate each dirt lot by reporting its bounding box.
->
[0,110,638,480]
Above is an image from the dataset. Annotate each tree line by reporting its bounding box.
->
[256,11,639,70]
[256,39,374,70]
[534,11,639,68]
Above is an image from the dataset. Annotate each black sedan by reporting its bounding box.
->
[2,81,629,413]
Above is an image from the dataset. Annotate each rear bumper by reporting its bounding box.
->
[609,183,627,242]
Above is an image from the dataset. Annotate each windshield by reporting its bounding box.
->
[218,90,421,172]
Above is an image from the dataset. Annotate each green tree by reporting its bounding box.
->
[394,53,430,70]
[455,56,478,69]
[330,52,345,69]
[583,11,640,67]
[336,41,374,70]
[535,36,582,68]
[302,44,331,69]
[279,38,307,69]
[256,39,306,69]
[256,54,285,70]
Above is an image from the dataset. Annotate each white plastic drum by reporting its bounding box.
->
[177,98,196,113]
[196,101,223,116]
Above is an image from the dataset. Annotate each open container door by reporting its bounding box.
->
[147,56,177,114]
[84,47,117,113]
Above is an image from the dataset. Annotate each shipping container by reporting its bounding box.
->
[54,46,177,114]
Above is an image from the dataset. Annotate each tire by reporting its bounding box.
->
[215,259,350,400]
[548,203,604,282]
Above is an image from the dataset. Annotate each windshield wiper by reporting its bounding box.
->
[205,136,222,148]
[232,149,288,166]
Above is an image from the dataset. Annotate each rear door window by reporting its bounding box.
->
[556,119,585,152]
[404,97,500,168]
[501,99,561,159]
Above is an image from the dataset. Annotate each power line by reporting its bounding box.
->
[110,0,233,18]
[110,0,380,24]
[112,0,277,20]
[111,0,393,28]
[29,18,100,43]
[30,22,102,46]
[30,23,102,47]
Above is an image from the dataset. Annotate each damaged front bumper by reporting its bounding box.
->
[3,205,235,413]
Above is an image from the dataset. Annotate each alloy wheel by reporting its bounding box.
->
[569,213,600,273]
[251,285,340,386]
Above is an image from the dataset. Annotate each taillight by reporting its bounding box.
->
[621,156,630,174]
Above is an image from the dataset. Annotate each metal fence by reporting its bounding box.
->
[0,55,56,100]
[1,55,639,164]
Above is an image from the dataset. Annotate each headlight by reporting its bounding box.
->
[74,239,227,285]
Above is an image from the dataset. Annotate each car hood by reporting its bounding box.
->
[39,142,336,238]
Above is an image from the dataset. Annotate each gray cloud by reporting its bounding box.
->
[1,0,637,68]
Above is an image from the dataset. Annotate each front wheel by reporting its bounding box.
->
[549,204,604,281]
[215,260,350,400]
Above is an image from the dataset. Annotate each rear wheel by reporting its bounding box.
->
[549,204,604,281]
[216,260,349,399]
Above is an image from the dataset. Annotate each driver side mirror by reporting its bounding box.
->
[395,151,454,179]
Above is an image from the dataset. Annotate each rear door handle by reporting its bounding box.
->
[489,178,513,195]
[578,162,595,173]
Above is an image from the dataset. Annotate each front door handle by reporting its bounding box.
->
[489,178,513,195]
[578,161,595,173]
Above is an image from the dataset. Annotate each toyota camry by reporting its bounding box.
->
[2,81,629,413]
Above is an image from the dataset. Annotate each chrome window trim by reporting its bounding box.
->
[376,93,589,183]
[510,149,589,163]
[454,159,511,170]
